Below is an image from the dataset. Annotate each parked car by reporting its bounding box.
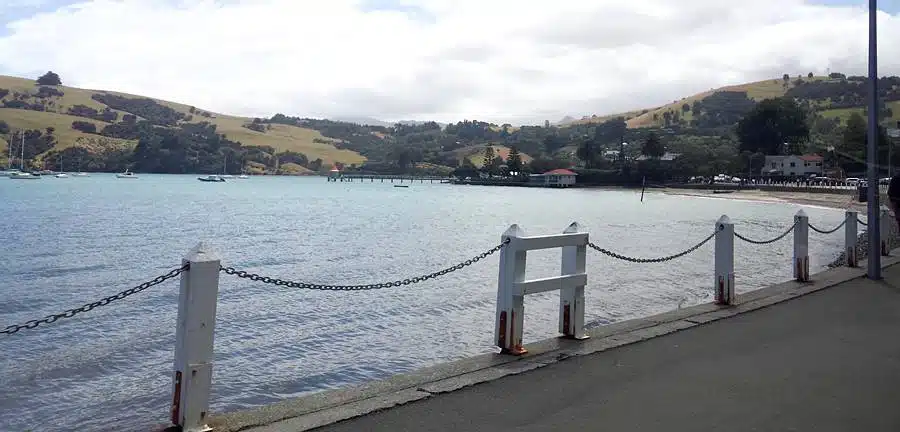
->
[846,177,860,186]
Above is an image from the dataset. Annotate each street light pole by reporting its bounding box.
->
[867,0,882,280]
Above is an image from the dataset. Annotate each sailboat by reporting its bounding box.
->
[0,134,20,177]
[238,160,249,179]
[116,169,138,179]
[220,155,233,179]
[72,157,89,177]
[9,133,39,180]
[54,155,69,178]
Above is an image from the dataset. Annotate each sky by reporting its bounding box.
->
[1,0,900,125]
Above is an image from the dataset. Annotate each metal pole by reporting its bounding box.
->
[867,0,882,279]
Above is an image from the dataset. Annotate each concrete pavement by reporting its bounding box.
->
[314,265,900,432]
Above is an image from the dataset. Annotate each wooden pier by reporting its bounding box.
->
[327,174,452,183]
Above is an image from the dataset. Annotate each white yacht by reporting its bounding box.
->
[116,169,138,179]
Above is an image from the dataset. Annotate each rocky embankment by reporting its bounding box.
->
[828,217,900,267]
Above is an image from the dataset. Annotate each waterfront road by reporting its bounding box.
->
[315,265,900,432]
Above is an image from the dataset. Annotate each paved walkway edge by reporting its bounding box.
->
[209,254,900,432]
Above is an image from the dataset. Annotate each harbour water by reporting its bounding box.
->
[0,175,847,431]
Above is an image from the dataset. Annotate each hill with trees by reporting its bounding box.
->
[0,71,896,180]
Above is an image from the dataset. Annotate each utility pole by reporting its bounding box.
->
[866,0,881,280]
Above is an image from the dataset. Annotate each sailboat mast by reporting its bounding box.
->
[20,131,25,171]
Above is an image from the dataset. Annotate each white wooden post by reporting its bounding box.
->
[794,210,810,282]
[880,205,891,256]
[559,222,588,340]
[845,210,858,267]
[714,215,735,305]
[171,243,220,432]
[495,225,527,355]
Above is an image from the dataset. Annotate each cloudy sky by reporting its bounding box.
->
[1,0,899,125]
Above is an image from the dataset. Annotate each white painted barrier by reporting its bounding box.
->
[171,243,220,432]
[846,211,858,267]
[494,222,588,355]
[714,215,735,305]
[164,210,867,429]
[794,210,810,282]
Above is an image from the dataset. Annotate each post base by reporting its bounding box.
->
[563,334,590,341]
[501,346,528,356]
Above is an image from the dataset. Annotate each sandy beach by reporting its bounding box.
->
[664,188,874,212]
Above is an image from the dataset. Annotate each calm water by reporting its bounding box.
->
[0,175,847,431]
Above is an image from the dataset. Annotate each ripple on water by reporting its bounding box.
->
[0,176,848,431]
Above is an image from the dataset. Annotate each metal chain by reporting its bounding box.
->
[588,231,716,263]
[2,264,188,336]
[220,240,509,291]
[734,222,796,245]
[858,218,868,226]
[809,220,846,235]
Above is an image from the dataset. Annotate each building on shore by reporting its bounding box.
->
[763,154,824,177]
[529,169,577,188]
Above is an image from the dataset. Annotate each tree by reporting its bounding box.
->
[807,72,814,78]
[782,73,790,82]
[682,103,690,113]
[736,97,810,155]
[506,146,523,173]
[543,133,565,154]
[576,138,599,168]
[641,132,665,159]
[36,71,62,86]
[482,146,495,171]
[0,120,9,135]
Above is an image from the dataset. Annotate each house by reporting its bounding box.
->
[763,154,824,177]
[529,169,577,188]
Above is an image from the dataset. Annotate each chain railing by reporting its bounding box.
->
[809,220,847,234]
[1,264,188,336]
[734,222,797,245]
[858,218,868,226]
[587,231,716,263]
[220,239,509,291]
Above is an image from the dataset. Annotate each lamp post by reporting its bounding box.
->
[866,0,881,280]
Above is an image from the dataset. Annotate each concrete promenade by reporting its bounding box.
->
[210,256,900,432]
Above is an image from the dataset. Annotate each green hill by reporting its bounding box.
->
[567,73,900,130]
[0,74,365,167]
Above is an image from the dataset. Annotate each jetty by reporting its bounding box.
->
[326,173,452,183]
[3,207,898,432]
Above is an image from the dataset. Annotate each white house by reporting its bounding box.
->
[763,154,824,177]
[635,152,681,162]
[529,169,577,188]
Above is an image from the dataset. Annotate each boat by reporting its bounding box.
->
[8,133,38,179]
[237,174,249,179]
[394,185,409,188]
[198,175,226,182]
[0,169,21,177]
[71,158,89,176]
[712,190,735,194]
[55,173,69,178]
[10,171,40,180]
[116,169,138,179]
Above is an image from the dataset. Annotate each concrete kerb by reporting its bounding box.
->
[208,252,900,432]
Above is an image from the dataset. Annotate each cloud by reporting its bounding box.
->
[0,0,898,125]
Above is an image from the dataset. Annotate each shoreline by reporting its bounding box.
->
[662,187,868,212]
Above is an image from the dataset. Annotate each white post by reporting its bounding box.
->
[559,222,588,340]
[880,205,891,256]
[171,243,220,432]
[714,215,735,305]
[845,210,858,267]
[794,209,810,282]
[495,225,527,355]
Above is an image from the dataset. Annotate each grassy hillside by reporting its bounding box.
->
[568,76,849,129]
[0,75,365,165]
